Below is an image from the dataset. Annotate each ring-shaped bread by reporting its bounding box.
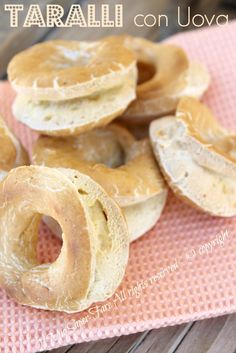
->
[9,38,137,136]
[0,166,129,312]
[8,38,137,101]
[0,114,28,179]
[12,79,136,136]
[150,97,236,216]
[119,36,210,123]
[33,124,167,241]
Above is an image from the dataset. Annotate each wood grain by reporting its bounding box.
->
[174,315,236,353]
[40,316,236,353]
[191,0,236,19]
[1,0,235,78]
[130,323,193,353]
[47,0,170,42]
[40,323,192,353]
[0,0,77,78]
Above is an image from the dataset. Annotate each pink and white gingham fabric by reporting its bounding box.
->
[1,21,236,353]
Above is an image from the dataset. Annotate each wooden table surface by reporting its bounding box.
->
[1,1,236,352]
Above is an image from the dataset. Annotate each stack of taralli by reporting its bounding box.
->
[2,35,168,312]
[119,36,210,125]
[8,38,137,136]
[32,124,167,242]
[7,36,169,244]
[1,33,228,314]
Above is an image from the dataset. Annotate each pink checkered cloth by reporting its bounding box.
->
[1,21,236,353]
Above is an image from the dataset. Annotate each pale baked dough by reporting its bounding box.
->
[8,38,137,101]
[150,97,236,216]
[10,38,137,136]
[12,79,136,136]
[118,36,210,123]
[33,124,168,241]
[0,114,28,174]
[0,166,129,312]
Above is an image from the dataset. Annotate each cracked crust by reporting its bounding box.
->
[117,36,210,124]
[150,97,236,216]
[33,124,167,240]
[0,114,29,174]
[8,38,137,101]
[0,166,129,312]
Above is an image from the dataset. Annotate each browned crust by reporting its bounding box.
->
[0,114,29,171]
[8,38,136,93]
[177,97,236,164]
[0,167,92,310]
[33,124,166,205]
[0,166,129,312]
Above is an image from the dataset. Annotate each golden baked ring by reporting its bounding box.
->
[8,38,137,101]
[33,124,167,241]
[0,166,129,313]
[150,97,236,216]
[119,36,210,123]
[0,114,28,179]
[10,39,137,136]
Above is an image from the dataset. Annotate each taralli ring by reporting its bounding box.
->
[33,124,168,241]
[8,39,137,136]
[0,114,28,179]
[8,38,137,101]
[150,97,236,216]
[119,36,210,124]
[0,166,129,313]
